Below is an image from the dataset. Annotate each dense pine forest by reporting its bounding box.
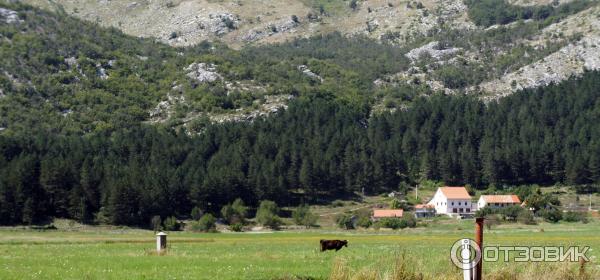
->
[1,71,599,226]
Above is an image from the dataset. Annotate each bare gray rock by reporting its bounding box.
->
[0,8,20,24]
[185,62,222,83]
[204,13,239,36]
[242,19,299,42]
[298,65,323,82]
[405,41,461,62]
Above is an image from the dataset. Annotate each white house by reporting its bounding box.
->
[427,186,473,216]
[477,195,521,209]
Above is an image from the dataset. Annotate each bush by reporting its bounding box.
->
[402,215,417,228]
[150,215,162,232]
[191,207,203,221]
[163,216,180,231]
[500,205,523,221]
[292,204,318,228]
[485,214,501,230]
[256,200,282,229]
[517,210,536,225]
[191,214,216,232]
[221,198,248,225]
[229,223,244,232]
[336,214,355,230]
[331,200,345,207]
[356,216,372,228]
[377,218,403,229]
[538,207,562,223]
[390,199,413,211]
[563,211,588,223]
[377,216,416,229]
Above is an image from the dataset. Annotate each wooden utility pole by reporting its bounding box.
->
[474,218,484,280]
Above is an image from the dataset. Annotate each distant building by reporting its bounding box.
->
[414,204,436,218]
[477,195,521,209]
[427,186,473,216]
[372,209,404,221]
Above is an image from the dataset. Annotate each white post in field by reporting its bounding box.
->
[462,239,473,280]
[415,185,418,200]
[156,232,167,253]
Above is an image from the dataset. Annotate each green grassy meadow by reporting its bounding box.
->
[1,220,599,280]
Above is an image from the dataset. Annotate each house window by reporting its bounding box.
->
[453,208,458,213]
[451,202,454,206]
[459,208,463,213]
[458,202,461,206]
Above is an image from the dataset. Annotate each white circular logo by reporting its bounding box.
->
[450,238,482,270]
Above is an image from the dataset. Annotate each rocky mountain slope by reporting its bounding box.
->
[2,0,600,133]
[18,0,600,100]
[22,0,473,48]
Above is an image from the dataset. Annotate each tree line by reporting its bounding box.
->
[1,71,599,226]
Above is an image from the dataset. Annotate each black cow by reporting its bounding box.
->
[320,239,348,252]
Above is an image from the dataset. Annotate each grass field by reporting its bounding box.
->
[1,219,599,280]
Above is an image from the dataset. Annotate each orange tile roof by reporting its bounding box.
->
[373,209,404,218]
[415,204,434,209]
[480,195,521,204]
[439,186,471,199]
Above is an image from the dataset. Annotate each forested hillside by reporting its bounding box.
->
[1,2,599,227]
[1,71,599,226]
[0,2,419,135]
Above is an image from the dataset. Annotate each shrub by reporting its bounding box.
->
[377,218,403,229]
[229,223,244,232]
[402,215,417,228]
[539,207,562,223]
[500,205,523,221]
[221,198,248,225]
[517,210,536,225]
[292,204,318,228]
[563,211,588,223]
[169,32,178,39]
[485,214,501,230]
[390,199,413,210]
[336,214,355,230]
[163,216,180,231]
[291,15,299,23]
[377,216,416,229]
[150,215,162,232]
[356,216,372,228]
[191,214,216,232]
[331,200,345,207]
[190,207,203,221]
[256,200,282,229]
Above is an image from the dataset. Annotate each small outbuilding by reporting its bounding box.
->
[477,195,521,210]
[372,209,404,221]
[414,204,436,218]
